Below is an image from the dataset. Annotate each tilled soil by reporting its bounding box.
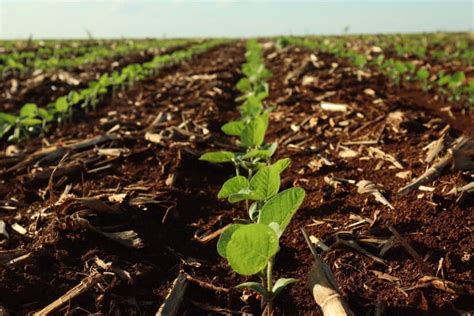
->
[0,42,472,315]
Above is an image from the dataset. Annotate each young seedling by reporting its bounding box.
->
[217,185,306,315]
[416,67,430,91]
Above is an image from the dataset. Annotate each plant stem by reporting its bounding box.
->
[266,259,274,315]
[245,167,253,217]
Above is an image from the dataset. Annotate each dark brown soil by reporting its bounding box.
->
[0,42,472,316]
[262,44,473,315]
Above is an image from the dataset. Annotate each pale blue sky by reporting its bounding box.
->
[0,0,472,39]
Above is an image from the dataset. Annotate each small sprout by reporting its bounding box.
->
[416,67,430,91]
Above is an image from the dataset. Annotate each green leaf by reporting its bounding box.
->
[20,118,42,126]
[19,103,38,118]
[272,158,291,173]
[241,148,272,160]
[255,90,269,101]
[267,141,278,157]
[236,282,269,297]
[240,116,266,148]
[199,151,235,163]
[217,224,243,258]
[55,97,70,113]
[416,68,429,80]
[236,78,252,93]
[249,165,280,201]
[218,176,250,199]
[69,91,82,105]
[228,188,254,203]
[38,108,53,121]
[258,187,305,236]
[240,96,264,117]
[438,75,451,86]
[272,278,298,297]
[226,223,279,276]
[394,61,407,74]
[452,71,465,83]
[0,112,18,124]
[353,55,367,68]
[221,120,244,136]
[260,111,270,131]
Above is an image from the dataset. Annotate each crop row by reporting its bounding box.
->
[281,36,473,105]
[0,38,142,57]
[0,39,108,52]
[0,40,225,142]
[0,39,186,77]
[367,33,473,64]
[200,40,305,315]
[0,40,109,66]
[307,33,473,65]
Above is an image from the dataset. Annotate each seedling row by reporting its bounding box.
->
[0,40,224,141]
[280,35,473,106]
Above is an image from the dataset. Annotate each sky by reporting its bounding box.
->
[0,0,473,39]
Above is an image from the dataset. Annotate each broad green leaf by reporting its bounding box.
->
[199,151,235,163]
[258,187,305,235]
[272,278,298,297]
[218,176,249,199]
[240,116,266,148]
[38,108,53,121]
[394,61,407,73]
[228,188,254,203]
[217,224,243,258]
[236,282,269,297]
[0,112,18,124]
[221,120,244,136]
[468,80,474,94]
[438,75,451,86]
[416,68,429,80]
[260,111,270,131]
[249,165,280,201]
[452,71,465,83]
[69,91,82,105]
[19,103,38,118]
[241,148,272,160]
[255,90,269,101]
[55,97,70,113]
[226,223,278,276]
[236,78,252,93]
[267,141,278,157]
[99,73,110,86]
[272,158,291,173]
[20,118,42,126]
[240,96,263,117]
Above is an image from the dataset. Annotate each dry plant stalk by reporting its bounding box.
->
[156,272,188,316]
[399,136,471,195]
[388,225,433,275]
[34,272,102,316]
[302,228,354,316]
[194,224,231,244]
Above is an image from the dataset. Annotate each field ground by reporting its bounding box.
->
[0,35,473,315]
